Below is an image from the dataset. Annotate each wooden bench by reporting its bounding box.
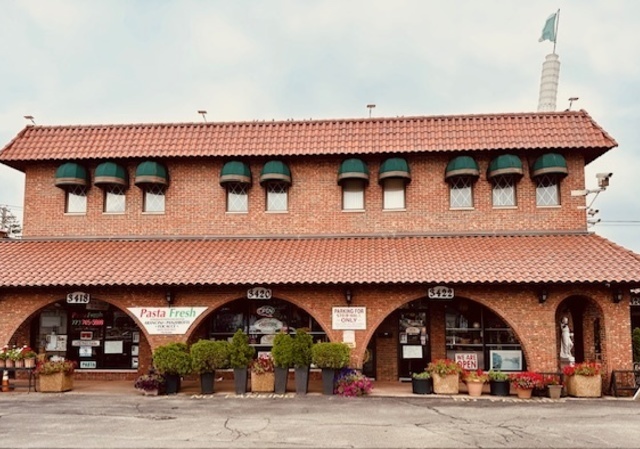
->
[609,366,640,397]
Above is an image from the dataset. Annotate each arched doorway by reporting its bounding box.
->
[556,295,604,365]
[28,298,143,370]
[193,297,328,353]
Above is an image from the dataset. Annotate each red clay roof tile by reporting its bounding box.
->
[0,110,616,166]
[0,233,638,288]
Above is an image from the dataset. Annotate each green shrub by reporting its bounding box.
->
[153,342,192,376]
[271,332,293,369]
[488,370,510,381]
[633,328,640,363]
[412,371,431,379]
[311,342,351,369]
[228,329,255,368]
[190,339,230,374]
[291,328,314,368]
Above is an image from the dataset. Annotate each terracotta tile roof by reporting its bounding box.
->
[0,233,638,288]
[0,110,616,166]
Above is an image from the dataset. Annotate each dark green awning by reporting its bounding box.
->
[260,160,291,185]
[338,158,369,185]
[445,156,480,179]
[378,157,411,183]
[220,161,252,185]
[54,162,88,187]
[487,154,523,179]
[94,161,128,187]
[531,153,568,178]
[134,161,168,186]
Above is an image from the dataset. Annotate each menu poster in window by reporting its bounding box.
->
[131,357,139,369]
[79,347,92,357]
[104,340,123,354]
[46,334,68,351]
[402,345,423,359]
[455,353,478,370]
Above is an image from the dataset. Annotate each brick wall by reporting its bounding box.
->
[22,153,588,237]
[0,283,628,383]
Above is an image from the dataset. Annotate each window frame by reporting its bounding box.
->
[103,184,127,214]
[226,182,249,213]
[491,175,517,208]
[142,184,166,214]
[535,174,561,207]
[382,178,406,211]
[342,178,366,211]
[65,185,88,214]
[265,182,289,212]
[448,176,475,210]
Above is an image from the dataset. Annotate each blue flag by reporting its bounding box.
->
[539,12,557,43]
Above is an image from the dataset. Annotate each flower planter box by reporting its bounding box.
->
[251,372,275,392]
[39,372,73,392]
[432,373,459,395]
[567,374,601,397]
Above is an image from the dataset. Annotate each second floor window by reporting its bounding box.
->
[66,185,87,214]
[143,184,165,213]
[342,179,365,210]
[382,178,405,210]
[104,185,126,213]
[449,176,474,209]
[227,183,249,212]
[266,182,288,212]
[492,176,516,207]
[536,175,560,206]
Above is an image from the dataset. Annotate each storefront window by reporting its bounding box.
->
[445,299,524,371]
[209,298,326,351]
[37,299,141,370]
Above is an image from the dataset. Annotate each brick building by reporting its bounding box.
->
[1,110,639,382]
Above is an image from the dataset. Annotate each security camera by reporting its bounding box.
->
[596,172,613,188]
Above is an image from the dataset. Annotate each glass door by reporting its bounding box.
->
[397,311,429,379]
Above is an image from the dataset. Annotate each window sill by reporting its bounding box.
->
[265,210,289,214]
[382,208,406,212]
[536,205,561,209]
[342,209,365,213]
[449,207,475,211]
[492,206,518,210]
[142,211,165,215]
[226,211,249,215]
[64,212,87,216]
[102,212,126,215]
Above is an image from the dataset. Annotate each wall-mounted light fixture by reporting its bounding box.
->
[344,289,353,306]
[539,288,548,304]
[612,289,623,304]
[165,291,174,305]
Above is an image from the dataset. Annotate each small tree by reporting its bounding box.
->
[152,342,192,376]
[190,339,230,374]
[228,329,255,368]
[271,332,293,369]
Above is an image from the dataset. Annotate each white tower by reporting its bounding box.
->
[537,53,561,112]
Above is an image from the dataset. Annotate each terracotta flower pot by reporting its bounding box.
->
[516,388,533,399]
[466,381,484,397]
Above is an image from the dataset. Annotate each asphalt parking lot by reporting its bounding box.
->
[1,391,639,448]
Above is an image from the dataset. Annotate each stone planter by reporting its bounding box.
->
[567,375,601,398]
[432,373,459,395]
[548,384,562,399]
[251,372,275,392]
[39,372,73,392]
[466,381,484,397]
[274,366,288,394]
[516,388,533,399]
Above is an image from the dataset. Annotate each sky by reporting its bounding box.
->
[1,0,639,252]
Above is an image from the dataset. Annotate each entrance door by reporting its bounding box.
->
[397,311,429,379]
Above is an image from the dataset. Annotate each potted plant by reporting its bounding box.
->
[334,368,373,397]
[271,331,293,394]
[488,370,511,396]
[250,354,275,392]
[152,342,192,394]
[36,358,76,392]
[291,328,314,394]
[427,359,463,394]
[190,339,230,394]
[563,362,602,397]
[134,372,165,395]
[311,342,351,395]
[463,369,488,397]
[411,370,432,394]
[228,329,255,394]
[20,346,37,368]
[0,347,7,368]
[543,375,563,399]
[509,371,543,399]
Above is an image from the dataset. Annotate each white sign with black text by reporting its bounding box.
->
[332,307,366,330]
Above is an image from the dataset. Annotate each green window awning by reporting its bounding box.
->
[338,158,370,185]
[379,157,411,184]
[134,161,168,186]
[54,162,88,187]
[487,154,523,179]
[94,161,128,187]
[445,156,480,179]
[220,161,252,185]
[260,160,291,185]
[531,153,568,178]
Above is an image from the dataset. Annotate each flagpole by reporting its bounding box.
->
[553,9,560,54]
